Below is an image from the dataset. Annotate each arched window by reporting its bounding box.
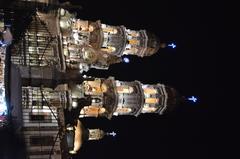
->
[117,85,134,94]
[144,88,157,95]
[115,107,132,115]
[127,30,139,37]
[80,106,106,117]
[145,98,159,104]
[142,105,157,113]
[128,39,139,45]
[102,27,118,34]
[83,80,106,95]
[101,46,116,53]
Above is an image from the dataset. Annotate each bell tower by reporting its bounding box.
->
[98,23,165,57]
[140,84,180,115]
[59,9,165,72]
[69,76,181,119]
[113,81,181,116]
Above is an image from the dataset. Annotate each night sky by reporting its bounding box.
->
[0,0,218,159]
[71,0,217,159]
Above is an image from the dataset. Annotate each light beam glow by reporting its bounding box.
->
[123,57,130,63]
[107,131,117,137]
[0,88,7,116]
[188,96,198,103]
[168,43,176,48]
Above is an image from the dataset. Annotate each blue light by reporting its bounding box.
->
[168,43,176,48]
[107,131,117,137]
[188,96,198,103]
[0,88,7,116]
[123,57,130,63]
[0,102,7,116]
[0,41,6,47]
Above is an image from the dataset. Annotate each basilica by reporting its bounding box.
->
[0,1,182,158]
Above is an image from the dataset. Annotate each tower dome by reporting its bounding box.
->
[161,86,182,114]
[66,120,89,154]
[143,31,165,56]
[66,120,106,154]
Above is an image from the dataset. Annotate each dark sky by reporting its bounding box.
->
[1,0,218,158]
[69,0,217,159]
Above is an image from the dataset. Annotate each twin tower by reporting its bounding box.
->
[56,9,181,154]
[56,9,180,119]
[59,9,166,72]
[2,5,182,158]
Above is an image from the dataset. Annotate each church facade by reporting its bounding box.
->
[0,1,181,159]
